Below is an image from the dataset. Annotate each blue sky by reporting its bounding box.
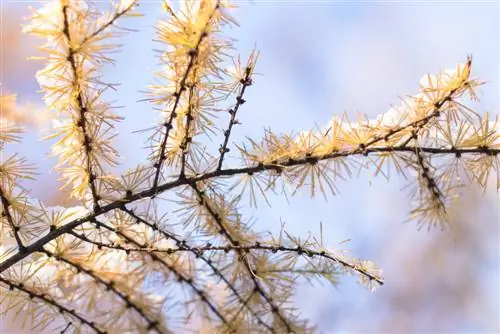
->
[2,0,499,332]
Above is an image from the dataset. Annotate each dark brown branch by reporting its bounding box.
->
[111,209,271,331]
[80,1,137,47]
[68,232,383,285]
[40,248,163,333]
[60,322,73,334]
[0,69,489,276]
[217,66,253,171]
[88,217,232,330]
[1,144,497,274]
[414,146,446,211]
[0,276,105,334]
[152,0,221,192]
[0,185,25,250]
[179,78,197,178]
[189,182,295,332]
[120,207,272,331]
[62,4,101,212]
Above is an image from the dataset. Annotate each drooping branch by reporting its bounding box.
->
[40,248,164,333]
[119,206,274,331]
[414,146,446,208]
[68,231,384,285]
[0,275,105,334]
[85,217,233,330]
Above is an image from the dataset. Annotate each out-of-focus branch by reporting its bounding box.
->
[0,275,105,334]
[40,248,163,332]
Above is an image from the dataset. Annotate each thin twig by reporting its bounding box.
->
[217,66,253,171]
[69,232,383,285]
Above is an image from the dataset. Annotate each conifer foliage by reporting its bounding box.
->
[0,0,498,333]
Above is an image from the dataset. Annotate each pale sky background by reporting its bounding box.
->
[1,0,499,333]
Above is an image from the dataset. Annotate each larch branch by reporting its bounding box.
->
[40,248,163,333]
[0,275,105,334]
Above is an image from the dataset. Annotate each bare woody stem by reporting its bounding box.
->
[60,322,73,334]
[217,66,253,171]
